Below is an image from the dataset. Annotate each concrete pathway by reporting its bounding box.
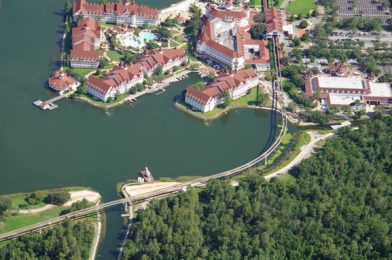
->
[265,131,334,180]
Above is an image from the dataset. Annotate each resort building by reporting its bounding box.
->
[305,75,392,109]
[196,1,270,71]
[87,63,144,101]
[48,70,80,93]
[71,17,103,68]
[139,48,188,76]
[185,68,259,112]
[73,0,160,27]
[263,0,293,39]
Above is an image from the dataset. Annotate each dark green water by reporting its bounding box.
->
[0,0,293,258]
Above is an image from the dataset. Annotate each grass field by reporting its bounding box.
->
[64,67,95,79]
[0,186,91,235]
[0,207,65,234]
[107,50,124,62]
[286,0,316,15]
[254,0,262,8]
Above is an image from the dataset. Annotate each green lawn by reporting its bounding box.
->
[286,0,316,15]
[107,50,124,62]
[64,67,95,79]
[174,35,185,43]
[0,207,65,234]
[254,0,262,8]
[170,39,180,48]
[76,92,130,108]
[8,195,46,210]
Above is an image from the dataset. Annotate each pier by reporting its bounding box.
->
[147,70,190,95]
[33,90,75,111]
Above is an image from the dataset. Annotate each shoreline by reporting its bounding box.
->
[175,101,280,121]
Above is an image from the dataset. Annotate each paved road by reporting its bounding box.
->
[265,131,334,180]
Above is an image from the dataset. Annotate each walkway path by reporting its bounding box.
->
[18,205,55,215]
[265,131,334,180]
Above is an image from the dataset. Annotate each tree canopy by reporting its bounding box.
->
[122,117,392,259]
[0,220,95,259]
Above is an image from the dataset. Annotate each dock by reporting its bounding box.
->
[33,90,75,111]
[146,70,189,95]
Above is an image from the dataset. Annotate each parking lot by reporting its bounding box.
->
[336,0,391,25]
[329,31,392,44]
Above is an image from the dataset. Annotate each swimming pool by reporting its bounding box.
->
[118,31,157,49]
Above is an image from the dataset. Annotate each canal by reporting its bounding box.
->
[0,0,295,258]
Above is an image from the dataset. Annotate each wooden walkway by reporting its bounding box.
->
[33,90,75,111]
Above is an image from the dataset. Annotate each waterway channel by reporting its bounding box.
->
[0,0,296,258]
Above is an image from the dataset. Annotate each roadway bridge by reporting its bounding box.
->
[0,37,287,242]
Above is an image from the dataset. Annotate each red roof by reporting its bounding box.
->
[74,0,159,19]
[209,6,247,20]
[48,70,77,90]
[198,18,269,63]
[186,86,212,104]
[87,63,143,94]
[264,7,284,33]
[71,17,102,61]
[186,69,258,103]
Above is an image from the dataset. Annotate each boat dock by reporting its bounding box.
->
[147,70,190,95]
[33,90,75,111]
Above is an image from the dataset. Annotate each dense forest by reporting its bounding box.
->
[122,117,392,259]
[0,220,94,259]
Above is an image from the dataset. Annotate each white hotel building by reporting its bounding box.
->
[185,68,259,112]
[196,2,270,71]
[87,64,144,102]
[73,0,160,27]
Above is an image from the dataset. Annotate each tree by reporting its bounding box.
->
[146,41,159,50]
[156,26,171,40]
[44,192,70,206]
[189,4,202,38]
[25,192,46,205]
[223,90,231,107]
[120,116,392,259]
[0,221,95,258]
[249,23,266,40]
[98,58,109,69]
[154,65,163,76]
[298,20,309,29]
[122,52,141,64]
[0,198,11,216]
[65,0,72,17]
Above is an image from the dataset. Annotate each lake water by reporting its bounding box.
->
[0,0,294,258]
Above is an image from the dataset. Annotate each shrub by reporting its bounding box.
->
[44,192,70,206]
[25,192,46,205]
[0,198,12,215]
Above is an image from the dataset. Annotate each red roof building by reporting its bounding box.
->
[73,0,160,27]
[185,68,259,112]
[196,4,270,71]
[139,48,188,76]
[48,70,80,92]
[87,63,144,102]
[70,17,103,68]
